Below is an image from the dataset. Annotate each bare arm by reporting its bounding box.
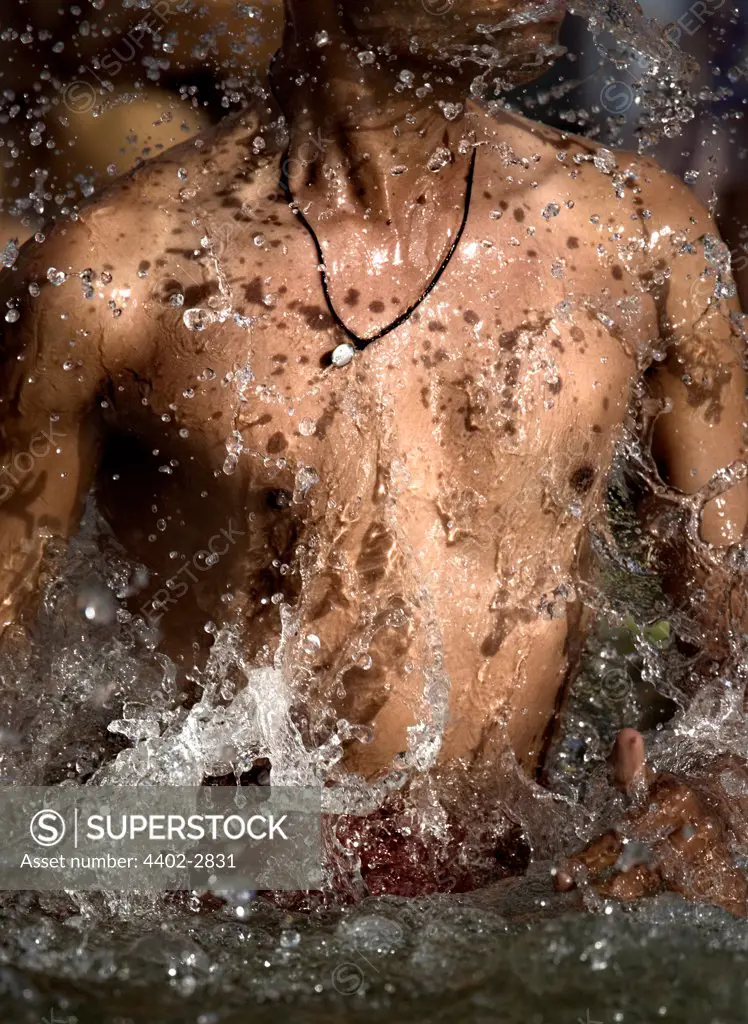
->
[644,177,747,672]
[555,173,748,916]
[0,224,105,641]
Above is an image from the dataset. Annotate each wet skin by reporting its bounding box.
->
[555,730,748,917]
[0,0,746,904]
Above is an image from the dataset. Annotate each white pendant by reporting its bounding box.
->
[331,343,355,368]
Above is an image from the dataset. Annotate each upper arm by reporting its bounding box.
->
[642,169,748,548]
[0,223,106,631]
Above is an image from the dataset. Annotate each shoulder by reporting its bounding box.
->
[618,153,731,309]
[71,104,286,320]
[486,106,724,280]
[0,215,114,418]
[474,100,711,228]
[1,104,281,382]
[79,103,285,239]
[616,150,717,245]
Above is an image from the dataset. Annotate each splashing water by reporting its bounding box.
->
[0,0,747,1020]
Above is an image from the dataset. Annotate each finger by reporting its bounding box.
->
[653,834,748,916]
[610,727,647,795]
[553,866,575,892]
[628,775,704,838]
[553,830,623,891]
[597,862,662,902]
[559,835,666,903]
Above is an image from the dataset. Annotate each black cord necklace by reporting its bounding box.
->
[279,146,478,368]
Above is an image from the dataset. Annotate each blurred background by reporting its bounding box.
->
[0,0,746,303]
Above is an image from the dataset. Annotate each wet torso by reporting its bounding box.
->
[80,104,658,779]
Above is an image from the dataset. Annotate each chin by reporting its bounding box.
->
[347,0,566,28]
[448,0,566,17]
[347,1,566,74]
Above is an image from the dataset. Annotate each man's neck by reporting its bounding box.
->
[269,0,473,223]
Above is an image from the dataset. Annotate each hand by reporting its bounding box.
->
[553,728,748,916]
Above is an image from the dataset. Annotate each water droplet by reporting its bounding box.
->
[1,239,19,269]
[222,430,243,475]
[47,267,67,286]
[295,466,319,500]
[75,582,116,625]
[427,146,452,172]
[182,308,213,331]
[593,149,617,175]
[437,101,463,121]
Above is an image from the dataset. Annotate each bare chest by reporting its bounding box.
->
[123,211,647,516]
